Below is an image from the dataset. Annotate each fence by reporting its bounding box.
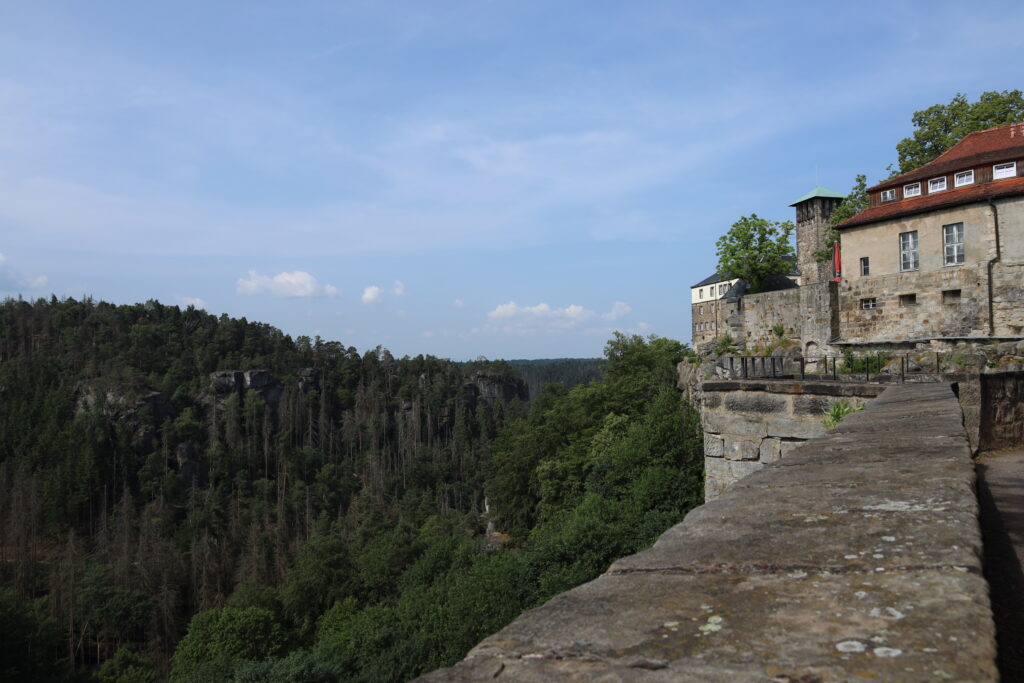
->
[721,353,947,383]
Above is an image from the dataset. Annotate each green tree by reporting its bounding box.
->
[170,606,286,682]
[814,173,868,262]
[715,214,795,294]
[895,90,1024,173]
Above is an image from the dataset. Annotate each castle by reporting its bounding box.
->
[691,123,1024,353]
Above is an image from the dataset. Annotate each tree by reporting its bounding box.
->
[895,90,1024,174]
[814,174,868,262]
[715,214,795,294]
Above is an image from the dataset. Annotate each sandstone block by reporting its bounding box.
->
[758,437,782,463]
[723,391,788,414]
[703,434,724,458]
[702,411,768,438]
[723,438,759,461]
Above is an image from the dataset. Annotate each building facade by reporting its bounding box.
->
[837,123,1024,343]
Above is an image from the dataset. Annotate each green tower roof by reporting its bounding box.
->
[789,185,845,206]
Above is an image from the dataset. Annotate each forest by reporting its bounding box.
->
[0,296,703,682]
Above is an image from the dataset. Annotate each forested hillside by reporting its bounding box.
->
[0,296,703,682]
[505,357,605,398]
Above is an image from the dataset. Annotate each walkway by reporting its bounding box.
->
[977,449,1024,681]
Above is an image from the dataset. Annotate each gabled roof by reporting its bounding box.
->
[789,185,845,206]
[840,122,1024,229]
[691,272,725,288]
[869,123,1024,191]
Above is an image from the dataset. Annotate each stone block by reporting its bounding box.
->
[792,395,832,417]
[779,439,805,459]
[703,434,724,458]
[723,391,788,414]
[701,411,768,438]
[701,392,722,409]
[704,458,762,500]
[723,438,759,461]
[765,415,827,439]
[758,437,782,463]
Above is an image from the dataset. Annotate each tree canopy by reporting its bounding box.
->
[895,90,1024,174]
[715,214,795,294]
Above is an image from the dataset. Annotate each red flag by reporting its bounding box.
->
[832,241,842,282]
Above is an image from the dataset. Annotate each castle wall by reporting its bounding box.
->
[728,288,801,349]
[699,379,884,500]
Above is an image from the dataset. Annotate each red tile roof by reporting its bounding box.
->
[870,123,1024,191]
[839,123,1024,229]
[838,176,1024,229]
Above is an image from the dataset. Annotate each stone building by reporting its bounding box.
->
[690,187,838,353]
[837,123,1024,343]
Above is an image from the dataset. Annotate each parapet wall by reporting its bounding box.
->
[422,384,997,681]
[701,379,885,500]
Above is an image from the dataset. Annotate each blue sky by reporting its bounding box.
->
[2,1,1022,359]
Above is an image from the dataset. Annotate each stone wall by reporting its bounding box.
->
[979,370,1024,449]
[700,379,885,500]
[728,288,802,349]
[422,384,996,682]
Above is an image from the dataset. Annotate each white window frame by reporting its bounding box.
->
[904,182,921,198]
[994,162,1017,180]
[880,188,896,202]
[954,170,974,187]
[928,176,947,193]
[860,256,870,276]
[861,298,877,310]
[900,230,919,271]
[943,222,964,266]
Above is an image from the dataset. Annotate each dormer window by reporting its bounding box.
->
[928,176,947,193]
[880,188,897,203]
[994,161,1017,180]
[954,170,974,187]
[904,182,921,197]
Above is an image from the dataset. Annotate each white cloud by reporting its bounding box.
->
[393,280,406,296]
[235,271,339,298]
[0,252,47,291]
[178,296,206,309]
[453,298,464,308]
[361,285,384,304]
[602,301,632,321]
[486,301,597,334]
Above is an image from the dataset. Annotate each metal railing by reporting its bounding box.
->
[721,353,947,383]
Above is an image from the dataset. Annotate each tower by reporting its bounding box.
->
[789,186,844,285]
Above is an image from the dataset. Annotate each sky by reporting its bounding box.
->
[2,1,1023,360]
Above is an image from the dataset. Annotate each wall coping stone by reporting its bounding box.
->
[421,383,997,682]
[702,379,888,397]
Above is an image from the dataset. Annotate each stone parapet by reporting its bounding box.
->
[700,379,886,500]
[420,384,997,682]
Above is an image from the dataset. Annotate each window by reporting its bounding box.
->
[699,288,703,299]
[861,298,877,310]
[994,162,1017,180]
[899,293,918,307]
[900,230,919,271]
[880,188,897,202]
[954,170,974,187]
[943,289,962,304]
[860,256,870,276]
[929,176,947,193]
[904,182,921,197]
[718,284,726,296]
[943,222,964,265]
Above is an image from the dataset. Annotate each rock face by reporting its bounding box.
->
[208,369,284,413]
[463,373,529,406]
[420,384,997,682]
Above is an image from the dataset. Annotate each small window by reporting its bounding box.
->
[880,188,897,202]
[861,298,878,310]
[699,288,703,299]
[943,222,964,265]
[994,162,1017,180]
[943,289,962,304]
[929,176,947,193]
[719,284,726,296]
[900,230,919,271]
[904,182,921,197]
[899,293,918,307]
[954,170,974,187]
[860,256,870,276]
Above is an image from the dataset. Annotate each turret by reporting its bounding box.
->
[790,186,844,285]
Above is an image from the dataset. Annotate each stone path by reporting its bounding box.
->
[977,449,1024,681]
